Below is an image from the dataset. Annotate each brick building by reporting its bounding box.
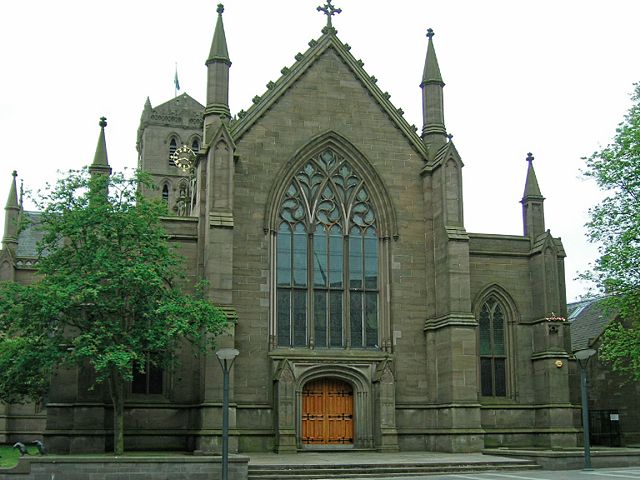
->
[0,4,578,453]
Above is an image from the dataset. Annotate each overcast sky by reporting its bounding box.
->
[1,0,639,302]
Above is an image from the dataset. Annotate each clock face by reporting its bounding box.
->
[171,145,196,172]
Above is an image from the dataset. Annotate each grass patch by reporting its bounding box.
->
[0,444,39,469]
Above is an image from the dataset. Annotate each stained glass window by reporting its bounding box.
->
[276,148,379,349]
[479,299,507,397]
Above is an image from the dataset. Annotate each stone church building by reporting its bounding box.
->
[0,4,577,453]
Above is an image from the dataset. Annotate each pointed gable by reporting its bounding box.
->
[230,32,427,159]
[145,93,205,130]
[152,93,205,116]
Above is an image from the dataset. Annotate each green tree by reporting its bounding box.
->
[0,169,228,454]
[583,82,640,381]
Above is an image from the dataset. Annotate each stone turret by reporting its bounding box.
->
[421,28,447,153]
[521,152,545,238]
[204,3,232,134]
[2,171,19,253]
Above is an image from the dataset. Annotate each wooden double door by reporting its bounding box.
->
[302,378,354,445]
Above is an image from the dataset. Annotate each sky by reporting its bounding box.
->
[0,0,639,302]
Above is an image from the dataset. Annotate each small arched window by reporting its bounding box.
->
[191,138,200,153]
[479,298,507,397]
[162,184,169,204]
[169,138,178,166]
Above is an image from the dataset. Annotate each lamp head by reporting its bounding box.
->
[216,348,240,361]
[574,348,596,361]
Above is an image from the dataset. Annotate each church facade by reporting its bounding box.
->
[0,4,578,453]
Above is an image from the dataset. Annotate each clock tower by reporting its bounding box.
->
[136,93,204,214]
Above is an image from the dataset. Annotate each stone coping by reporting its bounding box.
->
[483,447,640,457]
[483,448,640,470]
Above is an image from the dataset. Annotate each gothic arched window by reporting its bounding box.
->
[191,138,200,153]
[276,148,378,349]
[479,298,507,397]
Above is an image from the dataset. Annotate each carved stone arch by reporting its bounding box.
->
[159,177,173,190]
[295,364,374,448]
[187,134,202,152]
[159,178,172,205]
[472,283,520,325]
[444,151,462,167]
[297,364,370,392]
[264,130,398,240]
[0,258,14,282]
[165,132,182,145]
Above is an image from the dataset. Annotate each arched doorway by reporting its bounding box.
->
[302,378,353,445]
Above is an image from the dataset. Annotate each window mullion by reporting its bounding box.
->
[324,230,330,349]
[289,232,295,347]
[307,230,314,348]
[360,233,366,347]
[343,232,350,349]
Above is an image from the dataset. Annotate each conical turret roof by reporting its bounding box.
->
[207,4,231,66]
[523,152,543,199]
[5,171,18,210]
[90,117,112,176]
[422,29,444,86]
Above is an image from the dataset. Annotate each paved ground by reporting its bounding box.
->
[384,467,640,480]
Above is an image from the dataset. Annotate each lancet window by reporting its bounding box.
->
[276,148,379,349]
[479,298,507,396]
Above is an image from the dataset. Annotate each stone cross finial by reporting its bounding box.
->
[427,28,435,39]
[217,3,224,14]
[11,170,17,178]
[317,0,342,29]
[447,133,453,142]
[99,117,107,128]
[526,152,534,163]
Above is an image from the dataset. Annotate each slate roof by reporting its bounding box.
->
[568,297,617,350]
[16,211,44,258]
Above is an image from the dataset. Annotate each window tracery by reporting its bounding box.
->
[276,148,379,349]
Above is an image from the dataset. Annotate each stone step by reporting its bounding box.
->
[248,461,540,479]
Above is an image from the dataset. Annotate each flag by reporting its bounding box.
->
[174,67,180,92]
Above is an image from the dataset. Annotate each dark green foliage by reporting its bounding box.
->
[0,169,227,453]
[583,83,640,380]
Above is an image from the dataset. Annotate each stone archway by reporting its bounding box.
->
[273,358,397,452]
[302,378,353,445]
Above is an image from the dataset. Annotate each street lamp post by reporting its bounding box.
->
[575,348,597,470]
[216,348,239,480]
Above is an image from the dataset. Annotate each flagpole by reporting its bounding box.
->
[174,62,180,98]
